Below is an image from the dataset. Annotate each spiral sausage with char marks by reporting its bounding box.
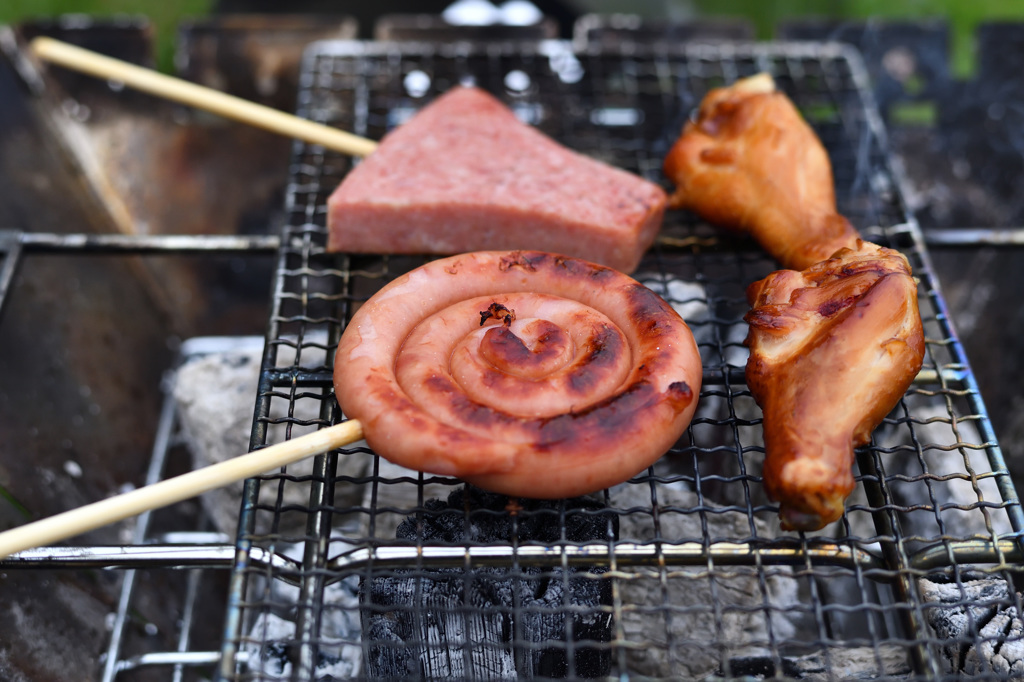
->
[333,250,703,498]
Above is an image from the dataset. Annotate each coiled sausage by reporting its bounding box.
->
[333,251,703,498]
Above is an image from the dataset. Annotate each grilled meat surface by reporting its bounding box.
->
[333,251,702,499]
[327,86,667,273]
[744,241,925,530]
[663,73,860,270]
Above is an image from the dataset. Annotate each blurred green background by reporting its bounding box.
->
[0,0,214,70]
[696,0,1024,76]
[2,0,1024,76]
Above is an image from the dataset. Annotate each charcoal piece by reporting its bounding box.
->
[397,487,616,546]
[610,482,800,678]
[172,340,368,536]
[920,575,1024,675]
[361,486,616,680]
[727,645,912,680]
[362,573,516,680]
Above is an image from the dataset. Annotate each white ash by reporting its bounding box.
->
[610,481,800,679]
[874,396,1012,541]
[689,391,1012,545]
[360,458,460,541]
[171,340,368,536]
[633,273,709,328]
[633,274,752,366]
[794,395,1013,543]
[727,644,911,680]
[920,575,1024,677]
[920,576,1009,647]
[172,346,261,534]
[243,610,361,680]
[243,534,363,679]
[757,644,911,680]
[815,645,912,680]
[966,608,1024,677]
[243,612,294,678]
[719,311,752,369]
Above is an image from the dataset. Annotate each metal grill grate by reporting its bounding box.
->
[219,40,1024,681]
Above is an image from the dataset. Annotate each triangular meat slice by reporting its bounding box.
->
[326,87,667,273]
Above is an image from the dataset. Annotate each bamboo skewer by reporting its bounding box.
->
[29,36,379,157]
[0,419,364,560]
[1,40,378,559]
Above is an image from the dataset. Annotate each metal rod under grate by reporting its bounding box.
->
[220,39,1024,681]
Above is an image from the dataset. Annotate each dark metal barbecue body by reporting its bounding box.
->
[215,38,1024,681]
[1,30,1021,682]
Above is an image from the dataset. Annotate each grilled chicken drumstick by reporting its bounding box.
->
[663,73,859,270]
[744,241,925,531]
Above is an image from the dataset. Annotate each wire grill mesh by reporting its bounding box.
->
[219,40,1024,681]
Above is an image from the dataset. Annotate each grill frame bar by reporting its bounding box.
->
[213,38,1024,681]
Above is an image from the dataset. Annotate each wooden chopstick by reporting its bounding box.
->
[29,36,379,157]
[0,419,364,559]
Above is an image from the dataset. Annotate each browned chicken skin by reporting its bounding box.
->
[744,241,925,530]
[663,73,860,270]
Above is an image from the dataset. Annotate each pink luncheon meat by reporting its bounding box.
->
[325,87,667,273]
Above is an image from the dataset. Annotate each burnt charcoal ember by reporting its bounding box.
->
[361,486,617,680]
[726,645,912,680]
[920,575,1024,676]
[243,534,363,679]
[610,483,801,678]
